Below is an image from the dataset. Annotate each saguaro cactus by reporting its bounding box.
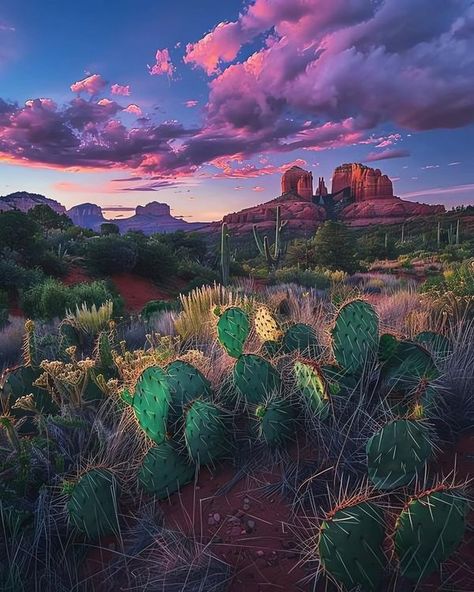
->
[253,205,288,270]
[220,222,230,287]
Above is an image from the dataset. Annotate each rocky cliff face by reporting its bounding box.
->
[281,166,313,200]
[210,163,445,235]
[332,163,393,201]
[0,192,66,214]
[68,203,105,230]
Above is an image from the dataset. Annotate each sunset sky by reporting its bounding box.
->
[0,0,473,221]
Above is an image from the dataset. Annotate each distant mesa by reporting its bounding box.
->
[0,191,66,215]
[213,162,445,235]
[68,200,206,234]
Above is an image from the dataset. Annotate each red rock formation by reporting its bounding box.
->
[222,195,326,235]
[332,163,393,201]
[315,177,328,197]
[341,199,445,227]
[281,165,313,200]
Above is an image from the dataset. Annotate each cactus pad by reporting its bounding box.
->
[233,354,281,405]
[138,441,195,498]
[254,398,296,447]
[261,340,281,358]
[184,400,229,465]
[67,468,119,539]
[378,333,399,363]
[382,341,439,389]
[319,501,386,590]
[394,489,468,581]
[414,331,452,359]
[367,419,433,490]
[282,323,320,357]
[332,300,379,375]
[254,306,282,342]
[217,307,250,358]
[131,366,171,444]
[294,360,330,420]
[167,360,212,410]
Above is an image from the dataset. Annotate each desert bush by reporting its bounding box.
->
[313,221,358,273]
[271,266,331,289]
[0,258,45,291]
[177,260,220,291]
[64,300,114,336]
[141,299,180,319]
[21,279,123,321]
[133,237,178,282]
[86,235,138,274]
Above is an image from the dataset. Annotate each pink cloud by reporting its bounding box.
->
[70,74,107,95]
[366,149,410,162]
[252,186,265,192]
[148,48,175,77]
[111,84,131,96]
[124,104,142,116]
[213,158,307,178]
[185,100,199,108]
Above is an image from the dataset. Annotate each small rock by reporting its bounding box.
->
[213,513,220,522]
[256,550,265,557]
[246,519,256,532]
[243,503,250,511]
[208,517,215,526]
[243,497,250,504]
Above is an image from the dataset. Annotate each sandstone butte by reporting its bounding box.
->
[213,163,445,235]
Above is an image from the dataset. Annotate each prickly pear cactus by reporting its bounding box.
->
[233,354,281,405]
[318,501,386,590]
[217,307,250,358]
[138,441,195,498]
[382,341,439,389]
[254,398,296,448]
[366,419,433,490]
[332,300,379,375]
[67,468,119,539]
[254,306,282,342]
[378,333,399,363]
[414,331,452,359]
[184,400,229,465]
[282,323,320,357]
[294,360,330,420]
[261,340,281,358]
[394,488,468,581]
[167,360,212,410]
[130,366,171,444]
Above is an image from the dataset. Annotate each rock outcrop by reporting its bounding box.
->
[332,163,393,201]
[68,203,105,230]
[0,192,66,215]
[281,166,313,200]
[209,163,445,235]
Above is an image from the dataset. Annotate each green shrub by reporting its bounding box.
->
[86,235,138,274]
[141,299,180,319]
[0,258,45,291]
[271,266,331,289]
[134,238,178,282]
[21,279,123,320]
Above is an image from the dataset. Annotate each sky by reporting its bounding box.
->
[0,0,473,222]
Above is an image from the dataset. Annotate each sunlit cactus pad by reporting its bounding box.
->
[217,306,250,358]
[233,354,281,404]
[332,299,379,375]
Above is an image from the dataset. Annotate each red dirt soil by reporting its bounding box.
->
[84,436,473,592]
[64,266,177,312]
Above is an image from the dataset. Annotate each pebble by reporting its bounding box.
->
[208,517,215,526]
[246,519,256,532]
[213,512,220,522]
[243,503,250,511]
[256,550,265,557]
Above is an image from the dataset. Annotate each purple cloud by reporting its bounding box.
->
[366,149,410,162]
